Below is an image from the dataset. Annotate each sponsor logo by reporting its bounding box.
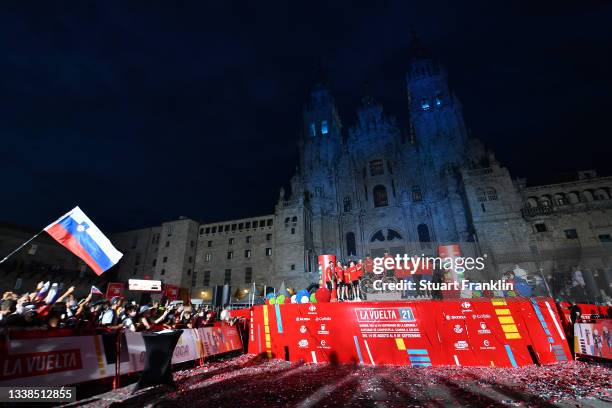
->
[478,322,491,335]
[308,305,317,315]
[296,317,311,322]
[298,339,309,348]
[0,349,83,380]
[317,339,331,349]
[472,314,492,319]
[454,340,469,350]
[461,301,473,312]
[315,316,332,321]
[445,315,467,320]
[299,325,307,334]
[317,324,329,335]
[453,324,463,334]
[480,339,496,350]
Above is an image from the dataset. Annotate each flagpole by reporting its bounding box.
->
[0,229,45,265]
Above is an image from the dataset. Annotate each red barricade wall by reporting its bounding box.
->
[248,298,570,367]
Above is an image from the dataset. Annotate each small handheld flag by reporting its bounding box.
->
[90,285,103,295]
[45,206,123,276]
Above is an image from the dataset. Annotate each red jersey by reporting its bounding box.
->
[334,266,344,283]
[354,263,363,279]
[346,266,356,282]
[324,266,334,283]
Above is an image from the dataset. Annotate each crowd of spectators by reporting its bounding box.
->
[0,281,235,331]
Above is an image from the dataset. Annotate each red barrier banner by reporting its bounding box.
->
[105,282,124,299]
[248,298,570,367]
[0,324,242,386]
[574,321,612,360]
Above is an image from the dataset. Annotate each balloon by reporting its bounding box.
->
[277,295,286,304]
[290,295,297,303]
[300,296,310,303]
[269,297,276,305]
[309,293,317,303]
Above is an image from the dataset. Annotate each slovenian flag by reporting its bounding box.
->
[45,206,123,275]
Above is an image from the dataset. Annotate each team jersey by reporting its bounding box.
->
[344,267,353,283]
[354,263,363,279]
[334,266,344,282]
[324,266,334,282]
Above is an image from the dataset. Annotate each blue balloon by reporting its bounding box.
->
[296,290,310,303]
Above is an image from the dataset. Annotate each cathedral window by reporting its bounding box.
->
[315,186,322,196]
[476,188,487,202]
[486,187,497,201]
[421,99,430,111]
[412,185,422,202]
[387,161,393,174]
[284,217,290,227]
[387,229,402,241]
[346,232,356,256]
[343,196,351,212]
[370,230,385,242]
[370,159,384,176]
[373,185,388,207]
[391,179,396,197]
[321,120,329,134]
[417,224,431,249]
[310,122,316,137]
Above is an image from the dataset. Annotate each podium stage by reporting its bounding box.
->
[247,297,571,367]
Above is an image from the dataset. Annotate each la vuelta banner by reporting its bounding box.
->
[248,298,570,367]
[0,325,242,386]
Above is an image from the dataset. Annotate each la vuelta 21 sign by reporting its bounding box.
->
[248,298,571,367]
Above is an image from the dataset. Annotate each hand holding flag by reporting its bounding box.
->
[90,285,103,295]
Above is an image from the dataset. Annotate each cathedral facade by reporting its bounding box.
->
[108,45,612,303]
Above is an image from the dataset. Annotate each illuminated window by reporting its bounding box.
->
[421,99,430,110]
[310,122,316,136]
[435,93,442,106]
[321,120,328,134]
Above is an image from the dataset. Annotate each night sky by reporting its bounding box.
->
[2,1,611,232]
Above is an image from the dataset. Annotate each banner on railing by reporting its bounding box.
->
[0,325,242,387]
[248,298,571,367]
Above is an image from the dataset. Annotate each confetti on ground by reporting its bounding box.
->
[68,354,612,408]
